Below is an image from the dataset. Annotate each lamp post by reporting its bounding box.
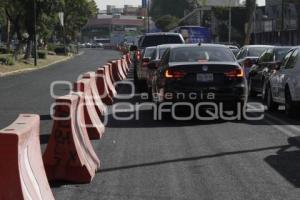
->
[147,0,150,33]
[33,0,37,66]
[58,12,66,55]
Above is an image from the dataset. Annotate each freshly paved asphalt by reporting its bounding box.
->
[1,49,300,200]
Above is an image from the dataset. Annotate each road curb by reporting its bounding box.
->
[0,51,85,77]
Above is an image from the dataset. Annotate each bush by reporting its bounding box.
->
[6,56,15,65]
[0,55,14,65]
[54,46,70,55]
[0,47,13,54]
[47,43,56,52]
[38,50,47,59]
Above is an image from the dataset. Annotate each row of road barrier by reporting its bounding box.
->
[0,50,132,199]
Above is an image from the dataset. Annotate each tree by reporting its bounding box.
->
[155,15,180,32]
[150,0,189,20]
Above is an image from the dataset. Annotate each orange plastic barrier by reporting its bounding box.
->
[43,93,100,183]
[126,53,132,65]
[104,64,118,95]
[0,114,54,200]
[109,60,123,82]
[74,78,105,140]
[96,67,114,105]
[82,72,106,117]
[121,56,129,74]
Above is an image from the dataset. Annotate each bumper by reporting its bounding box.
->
[161,85,247,103]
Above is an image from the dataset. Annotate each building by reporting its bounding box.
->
[252,0,300,45]
[81,15,145,45]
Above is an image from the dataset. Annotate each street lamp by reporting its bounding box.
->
[58,11,66,55]
[33,0,37,66]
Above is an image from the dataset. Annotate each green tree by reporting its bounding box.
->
[155,15,180,31]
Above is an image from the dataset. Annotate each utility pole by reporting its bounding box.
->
[147,0,150,33]
[228,7,232,43]
[33,0,37,66]
[281,0,284,44]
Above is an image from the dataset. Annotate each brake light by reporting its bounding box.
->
[136,50,141,61]
[165,69,186,79]
[224,69,244,78]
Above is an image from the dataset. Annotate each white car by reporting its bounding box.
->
[263,47,300,117]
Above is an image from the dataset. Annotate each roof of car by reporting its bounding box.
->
[242,45,273,49]
[165,43,228,49]
[144,32,182,36]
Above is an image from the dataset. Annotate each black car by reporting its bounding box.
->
[248,46,292,97]
[236,45,273,78]
[130,33,185,91]
[151,44,247,111]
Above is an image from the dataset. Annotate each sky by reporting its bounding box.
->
[95,0,266,10]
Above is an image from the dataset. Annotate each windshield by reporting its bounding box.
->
[158,48,168,59]
[248,47,270,57]
[141,35,183,48]
[170,46,235,62]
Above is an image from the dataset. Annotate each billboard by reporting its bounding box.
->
[186,0,240,7]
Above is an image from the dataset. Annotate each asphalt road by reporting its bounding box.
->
[1,49,300,200]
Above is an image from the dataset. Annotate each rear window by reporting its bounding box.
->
[141,35,183,48]
[170,46,235,62]
[274,48,291,61]
[248,47,270,57]
[143,48,156,58]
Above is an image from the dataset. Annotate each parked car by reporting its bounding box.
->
[151,44,247,112]
[264,47,300,117]
[248,46,292,97]
[236,45,273,77]
[130,33,185,92]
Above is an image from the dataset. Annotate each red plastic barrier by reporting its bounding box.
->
[96,67,114,105]
[121,56,129,74]
[74,78,105,140]
[0,114,54,200]
[43,93,100,183]
[126,53,132,65]
[82,72,106,117]
[109,60,123,82]
[116,59,126,80]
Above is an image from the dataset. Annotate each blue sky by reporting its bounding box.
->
[95,0,266,10]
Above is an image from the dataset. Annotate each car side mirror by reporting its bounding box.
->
[142,57,150,63]
[130,45,138,51]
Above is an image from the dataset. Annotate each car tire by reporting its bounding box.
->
[266,85,278,111]
[285,87,298,118]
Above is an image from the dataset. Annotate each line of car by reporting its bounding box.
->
[130,32,300,118]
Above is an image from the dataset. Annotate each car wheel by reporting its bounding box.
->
[266,85,278,111]
[248,78,257,97]
[285,88,298,118]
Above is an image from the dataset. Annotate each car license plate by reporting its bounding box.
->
[197,73,213,82]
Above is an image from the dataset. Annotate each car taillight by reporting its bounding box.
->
[136,51,141,61]
[165,69,186,79]
[224,68,244,78]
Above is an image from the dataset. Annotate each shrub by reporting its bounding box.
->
[38,50,47,59]
[6,56,15,66]
[54,46,70,55]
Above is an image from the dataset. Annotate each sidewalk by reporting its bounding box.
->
[0,52,84,77]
